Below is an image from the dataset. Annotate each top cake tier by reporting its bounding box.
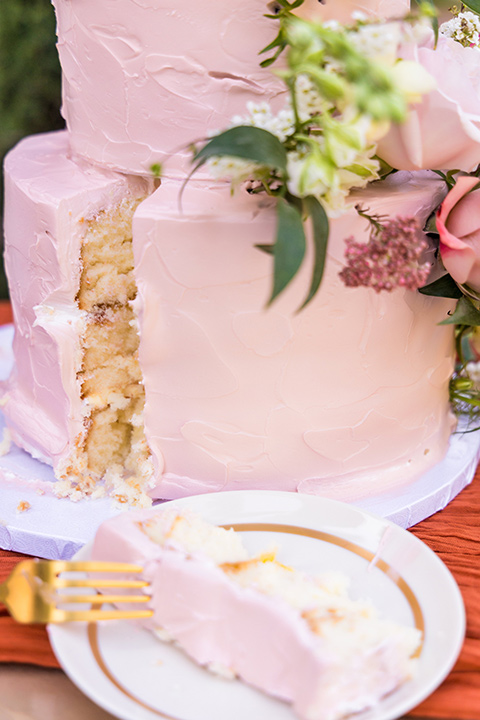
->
[52,0,407,177]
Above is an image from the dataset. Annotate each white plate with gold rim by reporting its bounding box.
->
[47,490,465,720]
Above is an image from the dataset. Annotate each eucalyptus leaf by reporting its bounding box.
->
[439,296,480,326]
[268,199,306,305]
[462,0,480,14]
[419,274,462,299]
[194,126,288,174]
[298,196,329,310]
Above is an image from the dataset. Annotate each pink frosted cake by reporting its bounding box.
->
[3,131,455,504]
[91,507,421,720]
[4,0,480,505]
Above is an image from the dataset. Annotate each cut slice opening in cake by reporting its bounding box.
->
[64,197,154,504]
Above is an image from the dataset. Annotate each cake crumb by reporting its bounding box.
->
[36,488,46,496]
[16,501,31,513]
[0,428,12,456]
[207,662,236,680]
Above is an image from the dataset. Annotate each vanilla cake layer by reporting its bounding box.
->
[134,172,456,502]
[51,0,408,177]
[91,508,421,720]
[3,131,154,503]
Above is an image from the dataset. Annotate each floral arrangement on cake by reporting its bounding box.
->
[176,0,480,424]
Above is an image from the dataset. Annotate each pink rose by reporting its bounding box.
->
[437,176,480,291]
[377,34,480,172]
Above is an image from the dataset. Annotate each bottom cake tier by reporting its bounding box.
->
[2,130,457,506]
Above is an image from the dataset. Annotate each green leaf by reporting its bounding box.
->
[376,157,395,179]
[194,126,288,174]
[431,13,439,46]
[256,244,274,255]
[419,274,463,299]
[298,196,329,310]
[440,296,480,326]
[344,163,375,178]
[268,199,306,306]
[150,163,162,178]
[462,0,480,14]
[414,0,439,44]
[424,212,438,235]
[259,31,286,67]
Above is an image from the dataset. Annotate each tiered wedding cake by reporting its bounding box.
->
[5,0,480,507]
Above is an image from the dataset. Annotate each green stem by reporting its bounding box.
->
[286,75,302,134]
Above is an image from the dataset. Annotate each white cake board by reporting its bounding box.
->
[0,324,479,560]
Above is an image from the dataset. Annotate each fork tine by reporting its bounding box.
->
[49,608,155,623]
[55,594,151,605]
[0,558,155,624]
[46,561,146,574]
[52,577,150,589]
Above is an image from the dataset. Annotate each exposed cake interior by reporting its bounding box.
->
[140,510,421,663]
[71,197,154,503]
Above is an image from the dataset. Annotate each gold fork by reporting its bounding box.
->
[0,559,154,624]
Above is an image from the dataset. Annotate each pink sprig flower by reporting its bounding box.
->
[339,217,431,293]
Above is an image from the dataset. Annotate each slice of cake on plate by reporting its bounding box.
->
[91,507,421,720]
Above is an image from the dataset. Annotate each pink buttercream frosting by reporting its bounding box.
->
[133,171,456,501]
[51,0,409,176]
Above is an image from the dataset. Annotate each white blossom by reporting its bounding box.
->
[440,11,480,49]
[295,74,327,121]
[347,21,403,65]
[230,101,295,142]
[466,361,480,387]
[206,156,262,186]
[322,19,342,31]
[285,136,380,217]
[286,150,330,200]
[351,11,368,22]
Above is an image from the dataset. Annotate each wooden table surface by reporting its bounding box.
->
[0,299,479,718]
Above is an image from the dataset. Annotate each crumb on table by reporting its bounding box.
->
[16,501,31,513]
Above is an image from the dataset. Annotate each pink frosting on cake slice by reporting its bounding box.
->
[91,507,421,720]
